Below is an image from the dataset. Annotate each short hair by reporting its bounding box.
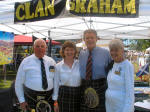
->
[33,38,46,47]
[60,41,77,58]
[109,39,124,50]
[83,29,97,38]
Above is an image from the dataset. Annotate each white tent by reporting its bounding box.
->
[0,0,150,40]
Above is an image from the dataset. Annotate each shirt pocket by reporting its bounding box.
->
[59,71,71,85]
[48,72,54,79]
[47,65,55,79]
[80,63,86,74]
[24,62,41,78]
[94,62,105,74]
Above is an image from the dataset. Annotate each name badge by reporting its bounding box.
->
[114,67,121,75]
[115,71,120,75]
[49,66,55,72]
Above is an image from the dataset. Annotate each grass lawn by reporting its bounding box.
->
[0,73,16,89]
[0,80,13,89]
[0,65,16,89]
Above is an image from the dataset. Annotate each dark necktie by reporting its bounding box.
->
[86,51,92,80]
[39,58,48,90]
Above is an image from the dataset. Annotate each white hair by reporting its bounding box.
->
[33,38,46,46]
[109,39,124,50]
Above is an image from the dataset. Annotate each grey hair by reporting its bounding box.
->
[83,29,97,38]
[109,39,124,50]
[33,38,46,46]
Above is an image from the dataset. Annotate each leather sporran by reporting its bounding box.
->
[36,100,52,112]
[84,87,99,108]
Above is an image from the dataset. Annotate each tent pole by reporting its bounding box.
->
[90,17,91,29]
[1,23,24,34]
[25,24,48,38]
[82,17,89,29]
[48,30,52,57]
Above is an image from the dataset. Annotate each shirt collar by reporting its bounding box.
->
[87,46,98,54]
[61,59,65,65]
[33,54,45,60]
[61,59,77,66]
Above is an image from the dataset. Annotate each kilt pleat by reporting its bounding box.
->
[80,78,107,112]
[58,86,81,112]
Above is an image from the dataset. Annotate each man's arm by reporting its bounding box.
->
[15,60,27,110]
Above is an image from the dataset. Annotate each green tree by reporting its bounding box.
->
[130,39,150,51]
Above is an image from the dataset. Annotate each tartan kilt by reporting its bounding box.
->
[58,86,81,112]
[80,78,107,112]
[24,86,54,111]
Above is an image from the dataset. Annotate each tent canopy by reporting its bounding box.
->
[0,0,150,40]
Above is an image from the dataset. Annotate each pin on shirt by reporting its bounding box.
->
[115,67,121,75]
[49,66,55,72]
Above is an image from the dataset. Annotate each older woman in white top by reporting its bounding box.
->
[52,41,81,112]
[105,39,135,112]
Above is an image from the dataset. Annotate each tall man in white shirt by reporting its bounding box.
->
[15,39,56,111]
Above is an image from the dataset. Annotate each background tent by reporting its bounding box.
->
[0,0,150,40]
[14,35,61,45]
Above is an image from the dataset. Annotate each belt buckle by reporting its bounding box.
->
[37,96,45,100]
[84,87,99,108]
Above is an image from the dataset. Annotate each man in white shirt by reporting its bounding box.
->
[15,39,56,111]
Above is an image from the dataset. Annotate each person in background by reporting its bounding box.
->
[15,39,56,111]
[145,48,150,64]
[53,41,81,112]
[79,29,111,112]
[105,39,134,112]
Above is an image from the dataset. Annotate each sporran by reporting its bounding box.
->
[84,87,99,108]
[36,100,52,112]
